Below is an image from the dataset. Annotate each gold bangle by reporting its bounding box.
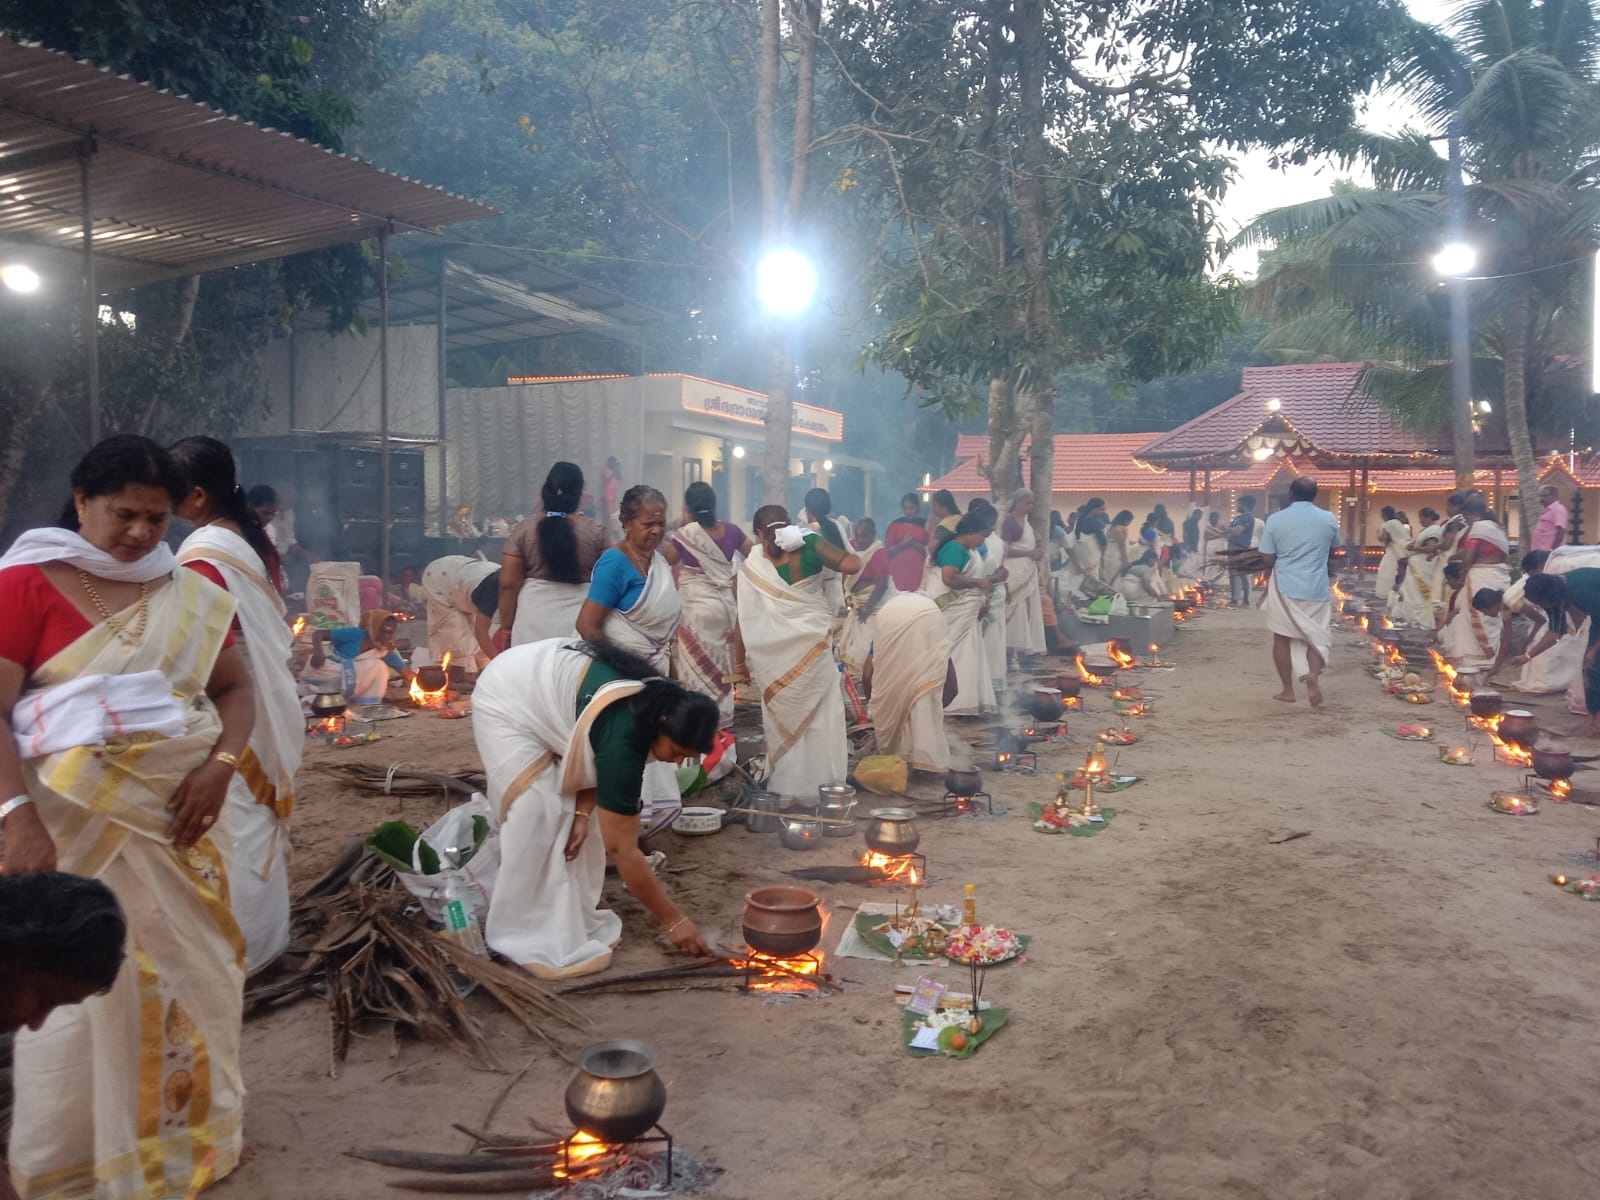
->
[666,916,689,934]
[210,751,240,768]
[573,810,591,821]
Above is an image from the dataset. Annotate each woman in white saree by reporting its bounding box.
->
[1395,507,1443,629]
[497,462,611,647]
[1442,499,1512,670]
[0,435,256,1200]
[1374,506,1411,612]
[736,506,858,796]
[968,500,1009,696]
[577,485,684,837]
[420,554,501,670]
[1001,489,1047,659]
[835,517,894,679]
[927,513,997,717]
[863,593,954,773]
[668,482,751,727]
[171,435,302,974]
[473,639,717,979]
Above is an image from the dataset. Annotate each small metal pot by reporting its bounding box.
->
[310,691,348,717]
[1469,689,1502,718]
[743,790,783,834]
[743,886,823,956]
[944,767,983,798]
[564,1040,667,1142]
[778,816,824,850]
[1500,709,1538,748]
[863,807,920,856]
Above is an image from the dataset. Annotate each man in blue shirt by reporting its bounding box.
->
[1258,476,1342,707]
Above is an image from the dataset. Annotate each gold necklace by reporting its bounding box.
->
[78,571,151,648]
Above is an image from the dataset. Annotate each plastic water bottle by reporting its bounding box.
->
[441,878,489,958]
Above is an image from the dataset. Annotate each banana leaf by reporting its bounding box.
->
[367,821,439,875]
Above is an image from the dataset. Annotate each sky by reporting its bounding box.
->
[1217,0,1455,274]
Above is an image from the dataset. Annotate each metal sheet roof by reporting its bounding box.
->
[0,37,495,291]
[362,237,664,348]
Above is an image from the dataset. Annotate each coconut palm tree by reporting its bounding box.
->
[1238,0,1600,536]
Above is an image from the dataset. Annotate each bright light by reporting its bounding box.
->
[1432,242,1477,278]
[1593,249,1600,394]
[755,247,817,317]
[1252,446,1275,461]
[1477,399,1493,414]
[822,459,834,471]
[732,445,746,459]
[1265,397,1281,412]
[1,264,40,294]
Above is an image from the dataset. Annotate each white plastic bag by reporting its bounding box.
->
[396,793,502,927]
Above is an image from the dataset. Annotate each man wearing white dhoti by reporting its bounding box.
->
[737,506,859,796]
[863,593,955,773]
[472,639,717,979]
[1258,476,1341,707]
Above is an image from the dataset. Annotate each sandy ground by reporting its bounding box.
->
[225,609,1600,1199]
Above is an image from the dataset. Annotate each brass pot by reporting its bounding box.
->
[1468,689,1502,718]
[944,768,983,798]
[563,1040,668,1142]
[742,886,823,956]
[310,691,348,717]
[1500,709,1538,748]
[862,807,920,856]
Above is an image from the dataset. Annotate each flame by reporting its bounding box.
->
[1385,644,1405,665]
[1149,642,1159,655]
[1107,641,1136,669]
[731,952,824,993]
[860,850,916,879]
[1429,649,1457,683]
[1074,653,1106,685]
[906,865,921,886]
[1062,695,1082,710]
[311,715,344,734]
[1380,615,1395,629]
[1359,616,1370,633]
[291,615,307,638]
[1084,753,1107,776]
[1488,728,1533,766]
[1332,580,1350,603]
[553,1132,611,1180]
[1551,779,1572,800]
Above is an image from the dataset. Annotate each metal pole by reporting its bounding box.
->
[1447,119,1475,492]
[80,143,99,442]
[378,228,391,585]
[437,254,449,537]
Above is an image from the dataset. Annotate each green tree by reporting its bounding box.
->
[1239,0,1600,536]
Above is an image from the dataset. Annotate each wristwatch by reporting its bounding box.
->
[0,794,35,822]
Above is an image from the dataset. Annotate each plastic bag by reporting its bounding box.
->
[855,755,908,796]
[388,794,501,927]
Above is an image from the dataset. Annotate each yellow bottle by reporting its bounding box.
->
[962,883,978,926]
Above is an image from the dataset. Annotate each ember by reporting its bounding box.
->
[730,950,830,994]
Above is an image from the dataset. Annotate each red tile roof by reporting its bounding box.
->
[932,433,1200,494]
[1134,362,1514,467]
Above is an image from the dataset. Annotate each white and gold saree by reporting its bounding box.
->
[8,566,245,1200]
[868,593,951,772]
[736,545,848,795]
[670,523,740,727]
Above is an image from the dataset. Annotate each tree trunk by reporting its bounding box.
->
[1012,0,1055,545]
[1501,278,1540,541]
[987,375,1026,497]
[1026,383,1055,547]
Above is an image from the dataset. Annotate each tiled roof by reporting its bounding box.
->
[931,433,1200,494]
[1134,362,1513,467]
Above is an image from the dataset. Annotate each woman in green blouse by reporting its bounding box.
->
[929,512,997,716]
[472,639,720,979]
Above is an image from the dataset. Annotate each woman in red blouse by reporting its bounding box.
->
[884,492,930,593]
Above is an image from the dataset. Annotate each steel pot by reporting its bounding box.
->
[1468,689,1502,719]
[742,886,823,956]
[1500,709,1538,748]
[944,767,983,798]
[1028,686,1064,722]
[816,783,857,837]
[564,1040,668,1142]
[743,790,783,834]
[778,816,824,850]
[310,691,348,717]
[862,807,920,856]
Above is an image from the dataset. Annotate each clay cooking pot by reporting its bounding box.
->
[1028,686,1064,722]
[1499,709,1538,748]
[1053,673,1083,698]
[415,666,448,692]
[742,886,823,957]
[1531,735,1574,781]
[564,1040,668,1142]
